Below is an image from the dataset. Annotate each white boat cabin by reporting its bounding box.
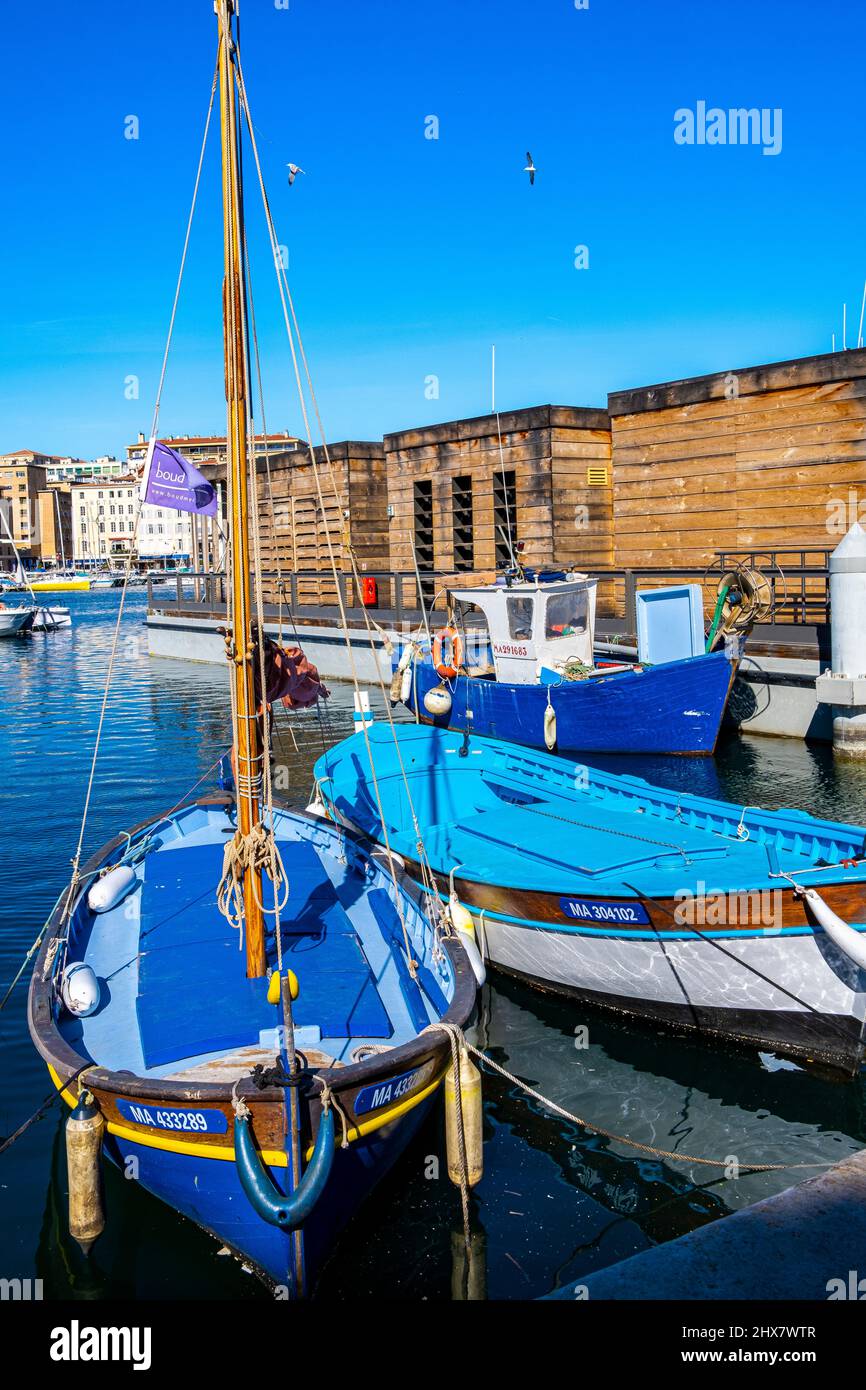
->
[451,574,598,685]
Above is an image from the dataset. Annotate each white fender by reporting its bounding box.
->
[60,962,101,1017]
[456,927,486,988]
[544,704,557,751]
[400,663,413,703]
[448,891,475,937]
[424,683,452,717]
[87,864,136,914]
[803,888,866,971]
[396,643,414,673]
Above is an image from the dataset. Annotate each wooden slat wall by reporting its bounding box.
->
[608,353,866,594]
[254,442,388,606]
[385,406,613,609]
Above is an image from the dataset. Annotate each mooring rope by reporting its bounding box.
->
[425,1023,837,1174]
[217,822,288,939]
[0,1064,93,1158]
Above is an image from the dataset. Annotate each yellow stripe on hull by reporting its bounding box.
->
[48,1064,445,1167]
[29,579,90,591]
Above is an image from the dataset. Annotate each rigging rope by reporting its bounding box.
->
[57,51,220,932]
[234,52,430,974]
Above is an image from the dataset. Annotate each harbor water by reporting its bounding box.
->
[2,591,866,1300]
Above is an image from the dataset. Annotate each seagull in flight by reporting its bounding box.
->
[286,163,306,186]
[524,151,537,185]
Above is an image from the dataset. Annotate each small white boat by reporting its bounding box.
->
[31,606,72,631]
[0,605,36,637]
[0,514,74,630]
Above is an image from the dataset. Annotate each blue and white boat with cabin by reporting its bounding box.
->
[393,570,739,757]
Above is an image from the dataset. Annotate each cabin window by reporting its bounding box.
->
[452,475,474,571]
[494,469,517,569]
[507,596,534,640]
[545,590,588,639]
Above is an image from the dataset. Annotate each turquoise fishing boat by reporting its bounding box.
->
[315,723,866,1077]
[27,0,476,1296]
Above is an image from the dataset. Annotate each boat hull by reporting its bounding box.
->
[58,1068,438,1289]
[29,577,90,591]
[402,648,736,756]
[0,607,35,636]
[384,852,866,1076]
[476,912,866,1076]
[32,606,71,630]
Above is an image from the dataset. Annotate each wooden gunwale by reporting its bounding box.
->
[387,851,866,936]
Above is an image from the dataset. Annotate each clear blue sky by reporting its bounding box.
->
[2,0,864,460]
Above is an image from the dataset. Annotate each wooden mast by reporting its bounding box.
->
[217,0,266,978]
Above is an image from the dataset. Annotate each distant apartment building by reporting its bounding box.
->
[0,452,49,560]
[125,431,300,469]
[70,477,223,566]
[45,455,125,484]
[36,486,73,566]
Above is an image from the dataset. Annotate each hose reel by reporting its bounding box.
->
[705,557,785,652]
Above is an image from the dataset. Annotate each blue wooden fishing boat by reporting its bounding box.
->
[27,0,476,1296]
[393,573,739,756]
[29,801,474,1291]
[315,723,866,1077]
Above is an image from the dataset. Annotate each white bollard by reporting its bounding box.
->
[816,522,866,757]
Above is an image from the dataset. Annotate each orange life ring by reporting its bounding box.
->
[432,624,463,679]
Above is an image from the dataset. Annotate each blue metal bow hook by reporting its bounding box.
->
[233,1095,335,1229]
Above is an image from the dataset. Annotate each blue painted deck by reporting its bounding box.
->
[67,804,453,1075]
[136,839,390,1069]
[403,648,734,756]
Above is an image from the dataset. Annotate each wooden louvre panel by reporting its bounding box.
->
[493,468,517,570]
[452,474,475,572]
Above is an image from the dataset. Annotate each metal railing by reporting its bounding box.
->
[147,551,832,630]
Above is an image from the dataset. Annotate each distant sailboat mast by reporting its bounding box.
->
[218,0,266,978]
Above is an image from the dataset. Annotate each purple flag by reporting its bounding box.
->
[143,441,218,517]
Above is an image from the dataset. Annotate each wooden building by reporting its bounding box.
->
[179,348,866,631]
[384,405,613,610]
[607,348,866,618]
[252,441,389,605]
